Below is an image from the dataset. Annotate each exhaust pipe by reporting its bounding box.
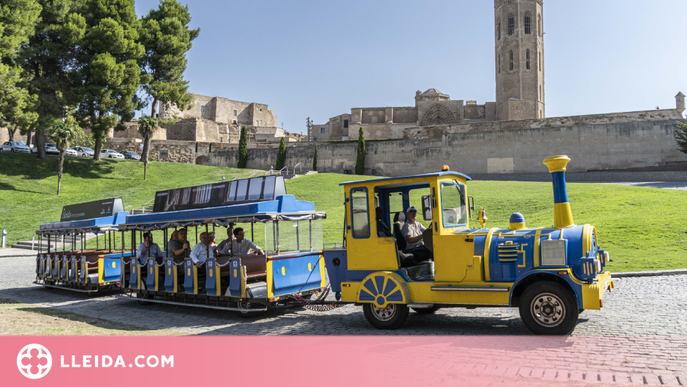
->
[542,155,574,228]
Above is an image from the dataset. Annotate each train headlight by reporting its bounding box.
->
[594,258,601,273]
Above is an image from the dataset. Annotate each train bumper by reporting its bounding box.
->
[581,271,613,310]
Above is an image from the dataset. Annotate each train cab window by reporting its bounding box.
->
[440,181,468,227]
[263,176,276,199]
[226,181,237,202]
[350,188,370,238]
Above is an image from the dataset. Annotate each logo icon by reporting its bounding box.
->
[17,344,52,380]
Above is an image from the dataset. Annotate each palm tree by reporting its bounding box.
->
[138,115,159,180]
[48,120,78,196]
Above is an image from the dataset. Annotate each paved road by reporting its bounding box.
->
[1,256,686,385]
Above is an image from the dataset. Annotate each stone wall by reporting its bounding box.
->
[207,116,686,176]
[0,129,27,144]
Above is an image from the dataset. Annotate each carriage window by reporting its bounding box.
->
[226,181,237,202]
[351,188,370,238]
[236,179,248,201]
[263,176,276,199]
[248,177,263,200]
[441,181,467,227]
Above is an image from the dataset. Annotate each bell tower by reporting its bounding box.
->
[495,0,545,121]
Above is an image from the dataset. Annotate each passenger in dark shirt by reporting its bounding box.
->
[171,228,190,264]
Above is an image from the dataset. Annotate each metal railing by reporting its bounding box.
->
[141,199,154,213]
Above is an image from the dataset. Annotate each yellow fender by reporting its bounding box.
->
[357,272,410,308]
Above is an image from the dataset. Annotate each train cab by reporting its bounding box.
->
[324,156,614,334]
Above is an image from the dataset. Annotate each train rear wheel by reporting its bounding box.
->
[519,281,578,335]
[412,306,439,314]
[363,303,409,329]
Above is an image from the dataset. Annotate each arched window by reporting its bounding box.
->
[524,12,532,35]
[497,19,501,40]
[508,14,515,35]
[509,50,514,71]
[201,105,205,113]
[526,49,531,70]
[538,14,542,37]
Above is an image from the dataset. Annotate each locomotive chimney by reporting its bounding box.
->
[542,155,575,228]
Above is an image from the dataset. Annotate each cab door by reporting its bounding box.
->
[346,186,398,271]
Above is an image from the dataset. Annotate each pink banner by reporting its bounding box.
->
[2,336,685,386]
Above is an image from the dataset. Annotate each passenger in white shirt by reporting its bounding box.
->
[136,232,164,265]
[190,232,217,267]
[219,227,264,256]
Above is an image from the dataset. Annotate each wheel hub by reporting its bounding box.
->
[530,293,565,327]
[371,304,397,321]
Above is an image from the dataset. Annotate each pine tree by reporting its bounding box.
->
[355,127,365,175]
[139,0,199,178]
[275,137,286,171]
[66,0,146,160]
[675,121,687,156]
[237,126,248,168]
[312,144,318,171]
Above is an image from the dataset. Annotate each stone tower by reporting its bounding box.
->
[495,0,545,121]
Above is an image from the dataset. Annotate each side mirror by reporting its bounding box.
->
[468,196,475,219]
[421,195,433,221]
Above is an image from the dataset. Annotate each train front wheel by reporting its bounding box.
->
[363,303,409,329]
[519,281,578,335]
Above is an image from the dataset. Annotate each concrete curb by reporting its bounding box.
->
[612,269,687,278]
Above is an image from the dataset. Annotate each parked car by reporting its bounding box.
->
[73,146,95,157]
[0,141,32,154]
[100,149,125,159]
[30,143,60,155]
[65,148,78,157]
[122,151,141,160]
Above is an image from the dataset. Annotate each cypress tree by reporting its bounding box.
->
[676,121,687,156]
[237,126,248,168]
[275,137,286,171]
[312,144,318,171]
[355,127,365,175]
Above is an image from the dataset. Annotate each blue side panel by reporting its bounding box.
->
[60,257,68,280]
[70,257,78,282]
[323,250,347,293]
[564,226,584,265]
[271,253,322,296]
[129,263,139,289]
[183,259,195,294]
[205,258,218,296]
[52,257,59,279]
[229,258,242,297]
[146,258,156,290]
[102,258,120,283]
[164,259,176,292]
[38,256,44,278]
[102,252,135,258]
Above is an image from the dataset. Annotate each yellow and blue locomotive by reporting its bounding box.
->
[323,155,613,334]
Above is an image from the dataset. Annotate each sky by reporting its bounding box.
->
[134,0,687,134]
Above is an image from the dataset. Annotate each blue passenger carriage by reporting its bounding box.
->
[35,198,131,293]
[117,176,327,313]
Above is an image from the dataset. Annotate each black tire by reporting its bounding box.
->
[363,303,409,329]
[519,281,579,335]
[412,305,439,314]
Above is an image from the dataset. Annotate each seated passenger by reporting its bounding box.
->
[216,225,235,255]
[190,232,217,268]
[375,207,393,238]
[171,228,191,264]
[401,207,433,263]
[166,230,178,257]
[136,232,164,265]
[219,227,264,256]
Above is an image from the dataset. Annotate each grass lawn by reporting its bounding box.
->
[0,299,182,335]
[1,153,686,272]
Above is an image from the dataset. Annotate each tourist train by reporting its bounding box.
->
[34,156,614,335]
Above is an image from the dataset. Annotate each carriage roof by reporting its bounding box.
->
[37,212,130,236]
[117,194,325,232]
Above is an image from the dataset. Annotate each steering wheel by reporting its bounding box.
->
[422,228,433,253]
